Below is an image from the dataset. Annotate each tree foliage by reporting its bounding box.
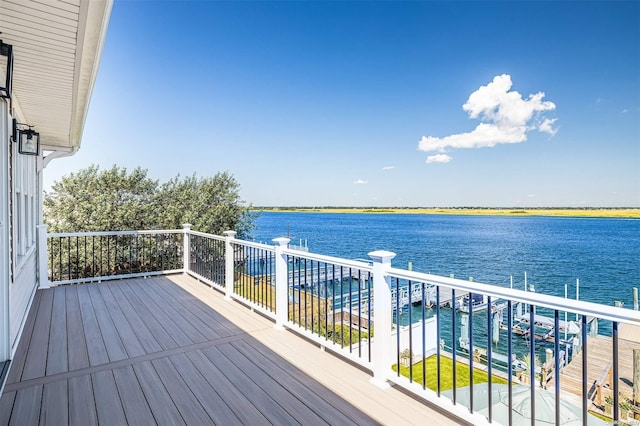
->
[44,165,256,237]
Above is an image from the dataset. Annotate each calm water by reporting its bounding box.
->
[252,212,640,309]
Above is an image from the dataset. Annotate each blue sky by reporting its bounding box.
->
[44,0,640,207]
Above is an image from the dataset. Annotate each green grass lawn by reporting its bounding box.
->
[393,355,509,391]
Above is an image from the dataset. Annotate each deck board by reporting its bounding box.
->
[184,349,269,425]
[10,385,41,426]
[105,282,164,354]
[1,275,464,426]
[150,357,215,425]
[169,352,243,425]
[117,280,185,349]
[239,338,373,426]
[0,391,15,425]
[86,285,128,362]
[96,284,146,358]
[76,285,109,367]
[21,290,53,381]
[45,287,67,376]
[202,345,302,426]
[40,380,68,425]
[148,277,231,340]
[68,375,97,426]
[65,287,89,371]
[92,370,127,426]
[7,291,42,384]
[129,278,208,344]
[131,361,185,426]
[112,365,156,425]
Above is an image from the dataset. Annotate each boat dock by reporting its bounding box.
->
[435,287,468,309]
[560,323,639,402]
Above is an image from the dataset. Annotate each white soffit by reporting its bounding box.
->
[0,0,112,151]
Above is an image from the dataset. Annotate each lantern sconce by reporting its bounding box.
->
[12,119,40,156]
[0,38,13,99]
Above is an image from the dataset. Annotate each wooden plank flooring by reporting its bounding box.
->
[1,275,465,426]
[560,329,638,397]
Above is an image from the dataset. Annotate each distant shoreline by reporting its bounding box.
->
[252,207,640,219]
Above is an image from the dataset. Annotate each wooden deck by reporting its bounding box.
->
[0,274,464,426]
[560,324,639,399]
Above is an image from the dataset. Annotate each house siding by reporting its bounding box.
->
[9,252,37,352]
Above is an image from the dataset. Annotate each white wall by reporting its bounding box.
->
[393,316,438,359]
[10,254,37,350]
[0,101,41,360]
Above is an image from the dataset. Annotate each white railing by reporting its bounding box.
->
[40,226,640,425]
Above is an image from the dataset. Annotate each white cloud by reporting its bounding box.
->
[426,154,452,163]
[382,166,395,171]
[418,74,557,161]
[353,179,368,184]
[539,118,558,136]
[528,194,536,198]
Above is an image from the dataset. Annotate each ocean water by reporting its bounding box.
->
[251,212,640,309]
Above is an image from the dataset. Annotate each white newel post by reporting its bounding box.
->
[182,224,192,272]
[273,237,290,330]
[369,250,396,389]
[223,231,237,300]
[37,224,50,289]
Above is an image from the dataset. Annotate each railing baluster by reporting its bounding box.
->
[367,271,372,363]
[408,280,413,383]
[357,269,362,358]
[452,288,457,405]
[487,295,492,423]
[508,300,513,426]
[469,292,474,414]
[581,314,587,426]
[436,285,441,397]
[612,320,619,425]
[422,282,426,390]
[530,304,535,426]
[324,262,329,341]
[554,309,560,426]
[396,277,401,376]
[348,267,353,352]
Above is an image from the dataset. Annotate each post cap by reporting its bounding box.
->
[223,230,237,238]
[272,237,290,246]
[368,250,396,264]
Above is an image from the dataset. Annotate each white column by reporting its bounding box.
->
[223,231,237,300]
[368,250,396,389]
[37,224,49,289]
[273,237,290,330]
[182,224,191,272]
[0,101,10,363]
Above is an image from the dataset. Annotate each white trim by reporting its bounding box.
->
[387,267,640,325]
[51,269,183,287]
[48,229,183,238]
[0,100,10,362]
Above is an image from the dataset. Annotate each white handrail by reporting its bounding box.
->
[48,229,183,238]
[387,267,640,325]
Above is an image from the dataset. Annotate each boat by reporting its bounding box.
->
[458,294,508,314]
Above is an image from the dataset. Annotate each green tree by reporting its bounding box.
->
[44,165,256,237]
[155,171,256,238]
[44,165,158,232]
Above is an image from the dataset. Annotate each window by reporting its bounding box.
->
[13,148,37,261]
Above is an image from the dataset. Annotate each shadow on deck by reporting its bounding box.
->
[0,275,463,425]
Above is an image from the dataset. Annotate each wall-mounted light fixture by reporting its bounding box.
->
[12,119,40,156]
[0,39,13,99]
